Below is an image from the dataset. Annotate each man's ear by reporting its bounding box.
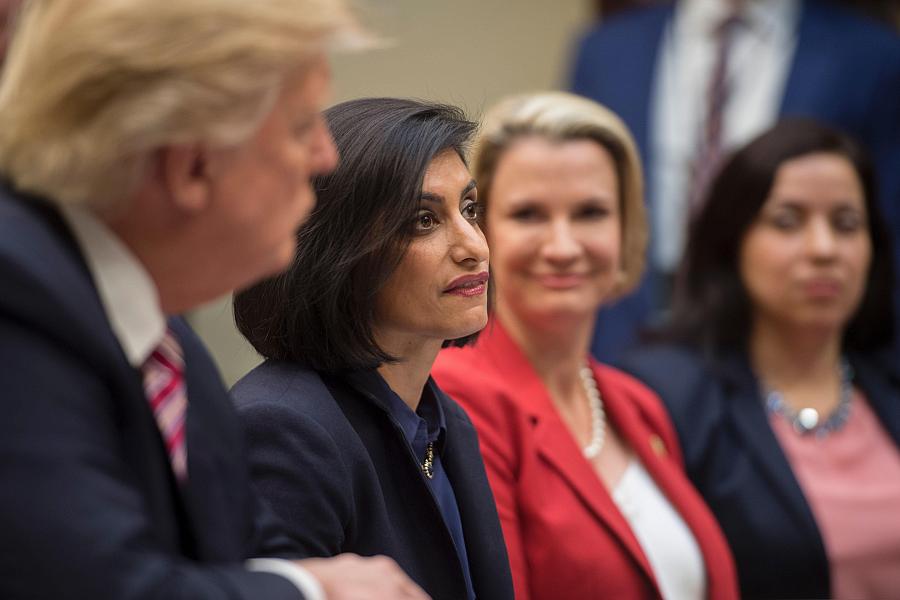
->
[159,144,214,214]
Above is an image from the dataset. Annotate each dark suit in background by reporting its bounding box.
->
[232,362,515,600]
[0,188,304,599]
[570,0,900,362]
[621,345,900,599]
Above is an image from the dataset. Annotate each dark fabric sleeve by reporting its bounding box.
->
[238,396,354,558]
[0,316,304,600]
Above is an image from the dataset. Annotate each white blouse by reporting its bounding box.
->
[612,459,706,600]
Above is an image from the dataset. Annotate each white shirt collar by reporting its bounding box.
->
[676,0,798,40]
[59,205,166,367]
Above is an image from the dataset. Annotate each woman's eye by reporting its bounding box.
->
[769,211,801,230]
[510,206,541,222]
[461,200,482,222]
[576,205,609,220]
[832,210,865,233]
[414,212,437,232]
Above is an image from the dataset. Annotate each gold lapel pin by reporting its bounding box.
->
[649,435,667,457]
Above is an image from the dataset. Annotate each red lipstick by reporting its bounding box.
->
[444,271,489,297]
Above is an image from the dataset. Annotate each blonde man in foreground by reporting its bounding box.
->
[0,2,426,599]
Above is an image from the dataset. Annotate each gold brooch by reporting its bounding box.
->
[421,441,435,479]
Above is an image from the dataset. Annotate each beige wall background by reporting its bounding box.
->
[189,0,593,386]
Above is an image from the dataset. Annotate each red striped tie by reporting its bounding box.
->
[142,328,188,483]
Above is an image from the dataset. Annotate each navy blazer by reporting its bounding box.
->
[0,187,304,599]
[621,344,900,599]
[232,361,515,600]
[570,0,900,362]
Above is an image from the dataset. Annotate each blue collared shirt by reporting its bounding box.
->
[347,369,476,600]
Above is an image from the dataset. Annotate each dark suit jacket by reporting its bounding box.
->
[0,186,304,599]
[621,344,900,599]
[570,0,900,362]
[432,322,739,600]
[231,362,515,600]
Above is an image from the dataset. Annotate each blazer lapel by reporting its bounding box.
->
[440,396,514,600]
[480,322,659,587]
[852,352,900,446]
[779,0,837,117]
[718,356,822,542]
[601,365,736,598]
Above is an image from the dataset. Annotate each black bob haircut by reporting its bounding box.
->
[666,118,895,355]
[234,97,478,372]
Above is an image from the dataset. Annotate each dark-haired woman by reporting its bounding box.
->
[622,119,900,599]
[230,98,514,600]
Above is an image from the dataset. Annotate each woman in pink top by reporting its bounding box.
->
[623,120,900,599]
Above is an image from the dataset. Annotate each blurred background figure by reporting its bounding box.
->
[623,120,900,599]
[433,92,738,600]
[570,0,900,362]
[232,98,514,600]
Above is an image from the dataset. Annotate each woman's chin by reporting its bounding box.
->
[446,309,490,340]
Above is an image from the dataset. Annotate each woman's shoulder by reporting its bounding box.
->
[232,359,323,398]
[230,360,347,426]
[433,346,536,434]
[615,344,745,448]
[433,346,513,399]
[617,344,719,405]
[433,343,492,376]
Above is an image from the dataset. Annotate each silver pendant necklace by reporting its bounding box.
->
[580,362,606,459]
[764,357,854,438]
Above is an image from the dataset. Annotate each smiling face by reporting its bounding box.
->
[486,136,621,329]
[373,149,490,347]
[740,152,872,337]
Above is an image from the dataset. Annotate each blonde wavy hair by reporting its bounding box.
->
[0,0,363,210]
[473,91,647,299]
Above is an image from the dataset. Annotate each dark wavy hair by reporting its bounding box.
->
[665,118,895,354]
[234,97,478,372]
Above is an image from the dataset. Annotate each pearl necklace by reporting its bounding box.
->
[579,363,606,459]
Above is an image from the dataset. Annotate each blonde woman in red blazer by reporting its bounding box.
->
[432,92,738,600]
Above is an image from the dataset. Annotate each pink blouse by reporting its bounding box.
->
[771,391,900,599]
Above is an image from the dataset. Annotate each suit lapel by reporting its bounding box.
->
[601,365,736,598]
[331,375,470,599]
[852,352,900,447]
[440,397,514,600]
[479,322,659,587]
[719,356,822,543]
[780,0,837,117]
[1,191,191,554]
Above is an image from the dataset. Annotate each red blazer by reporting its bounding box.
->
[432,321,738,600]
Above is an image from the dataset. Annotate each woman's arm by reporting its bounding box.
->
[238,398,353,558]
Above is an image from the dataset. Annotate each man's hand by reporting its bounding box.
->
[296,554,430,600]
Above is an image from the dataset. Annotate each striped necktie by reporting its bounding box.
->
[142,327,188,483]
[688,9,743,213]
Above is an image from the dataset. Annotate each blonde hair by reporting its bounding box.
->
[473,91,647,299]
[0,0,364,209]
